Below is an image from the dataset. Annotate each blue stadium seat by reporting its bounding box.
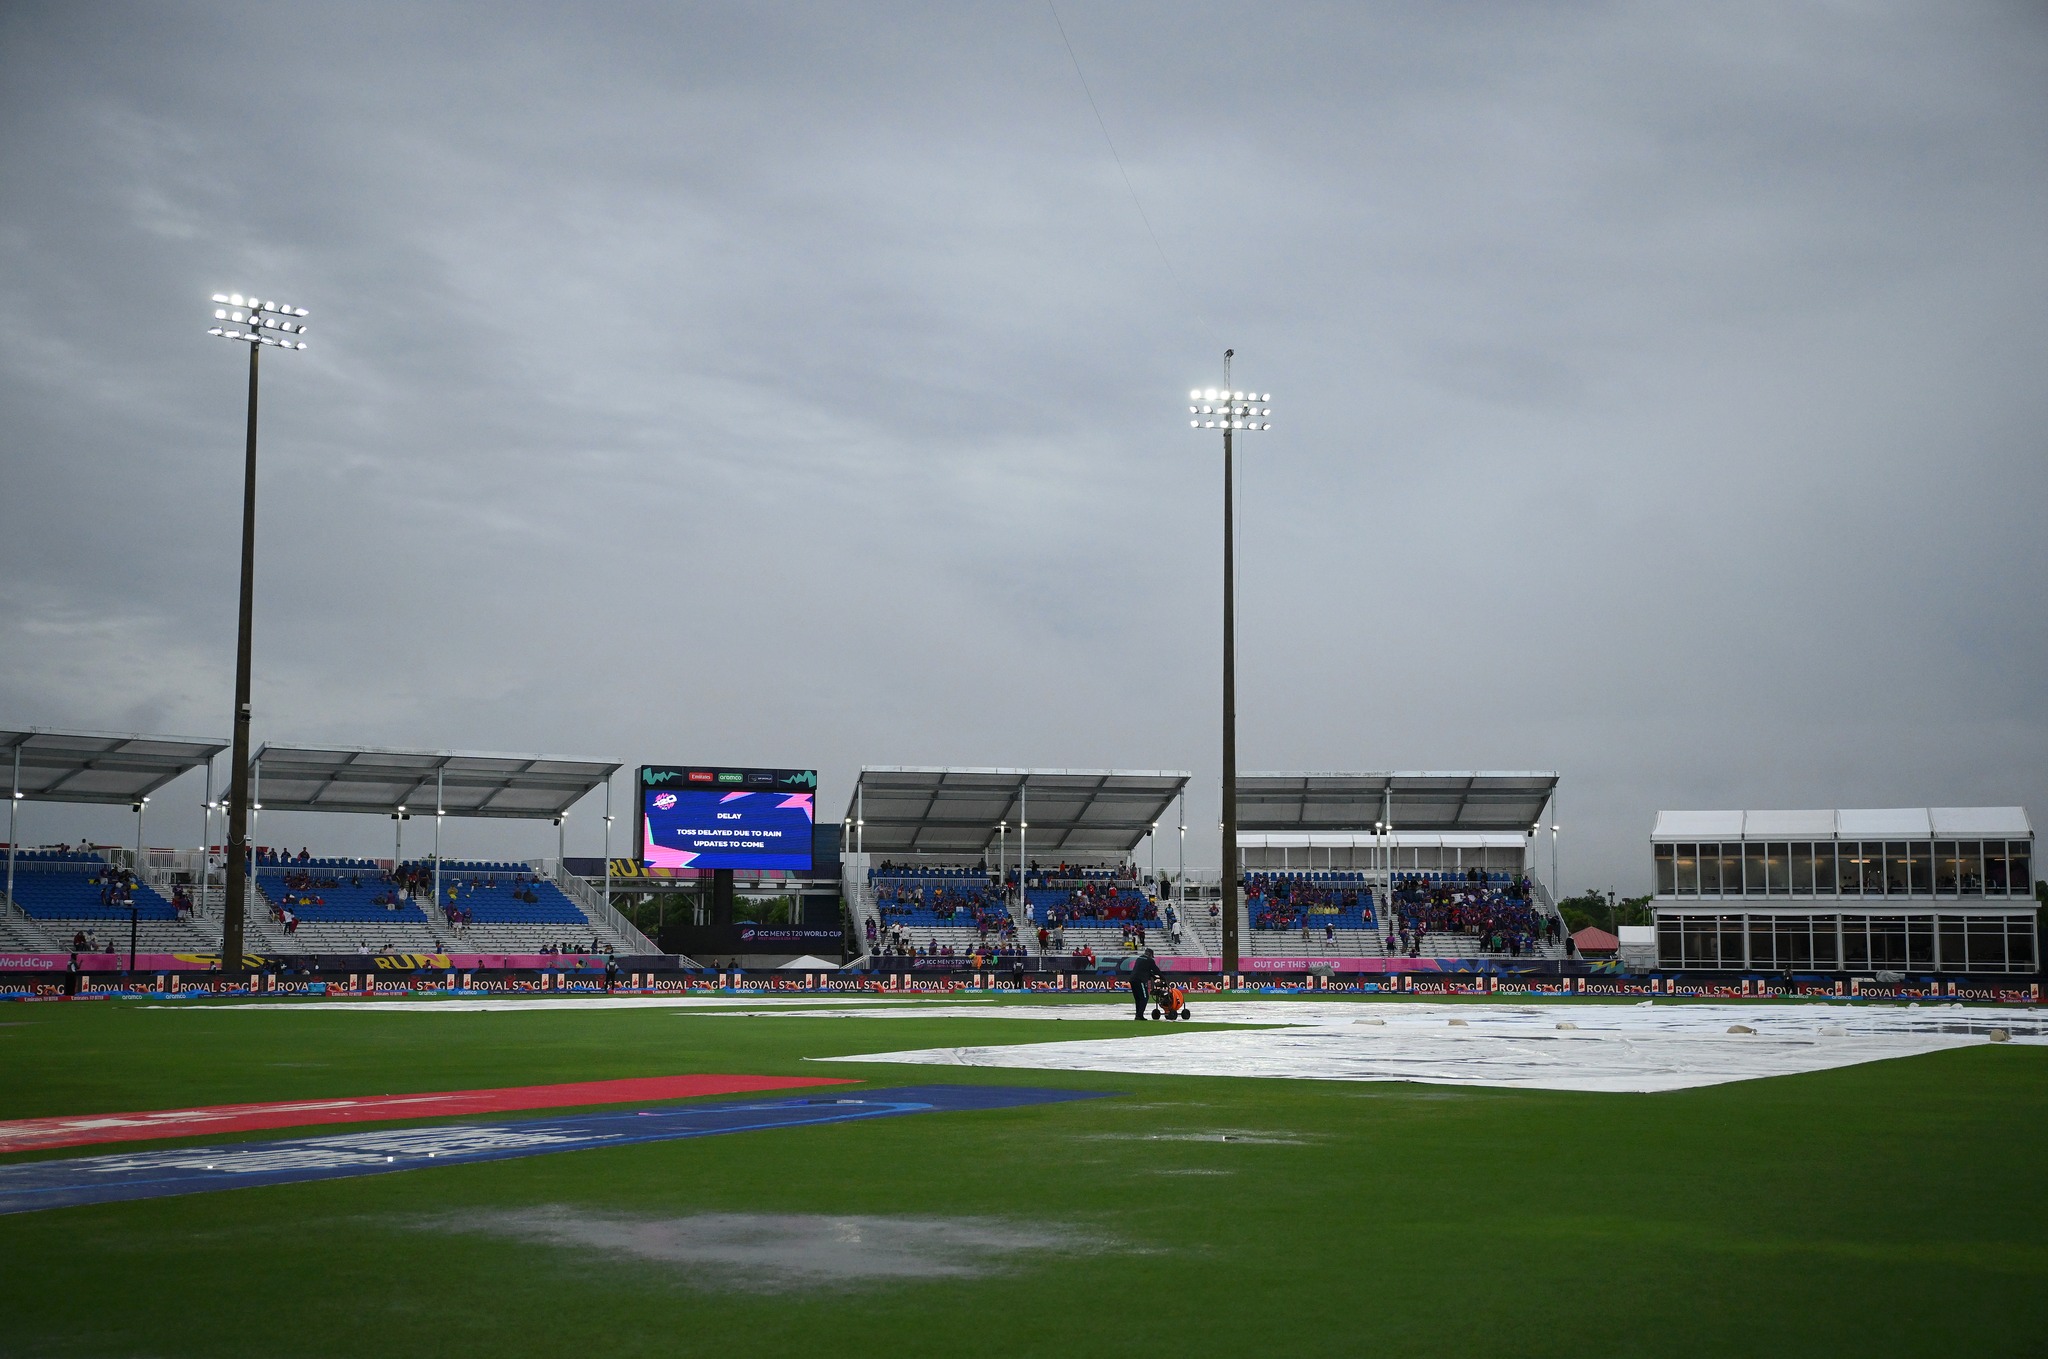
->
[8,865,178,922]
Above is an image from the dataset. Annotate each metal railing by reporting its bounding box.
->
[547,861,658,953]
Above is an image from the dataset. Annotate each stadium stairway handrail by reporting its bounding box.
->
[1003,883,1041,956]
[840,852,874,967]
[0,891,57,950]
[549,861,658,953]
[239,876,291,953]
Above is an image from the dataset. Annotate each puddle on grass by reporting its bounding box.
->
[1108,1102,1214,1112]
[417,1209,1094,1289]
[1080,1129,1310,1146]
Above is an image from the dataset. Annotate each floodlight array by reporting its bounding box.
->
[207,293,309,349]
[1188,388,1271,431]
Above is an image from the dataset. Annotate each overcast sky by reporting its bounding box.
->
[2,1,2044,893]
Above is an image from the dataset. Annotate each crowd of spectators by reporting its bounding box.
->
[1006,862,1139,890]
[85,865,144,911]
[1244,874,1375,934]
[265,866,388,927]
[870,861,985,878]
[252,847,374,866]
[869,873,1022,956]
[537,939,612,955]
[875,880,1004,925]
[868,917,1022,963]
[864,862,1169,963]
[1034,879,1156,925]
[436,871,552,931]
[1385,869,1557,957]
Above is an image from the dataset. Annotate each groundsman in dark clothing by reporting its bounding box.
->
[1129,948,1162,1020]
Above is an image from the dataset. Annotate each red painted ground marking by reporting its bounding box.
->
[0,1075,859,1154]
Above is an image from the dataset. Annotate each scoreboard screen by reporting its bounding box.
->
[637,766,816,871]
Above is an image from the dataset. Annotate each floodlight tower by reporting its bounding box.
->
[1187,353,1270,975]
[207,292,309,975]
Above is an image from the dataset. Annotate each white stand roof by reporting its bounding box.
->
[1651,807,2032,842]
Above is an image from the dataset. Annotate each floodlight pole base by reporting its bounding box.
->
[712,869,735,926]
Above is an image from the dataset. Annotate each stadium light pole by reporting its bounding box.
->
[128,798,148,974]
[1187,355,1271,974]
[1550,786,1561,904]
[434,768,445,926]
[7,744,19,915]
[197,758,213,927]
[1176,793,1185,910]
[208,292,308,976]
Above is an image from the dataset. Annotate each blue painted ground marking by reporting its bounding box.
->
[0,1084,1111,1215]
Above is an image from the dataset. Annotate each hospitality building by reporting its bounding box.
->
[1651,807,2036,974]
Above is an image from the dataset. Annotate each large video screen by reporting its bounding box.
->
[638,766,816,871]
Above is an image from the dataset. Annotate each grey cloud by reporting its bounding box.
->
[1,1,2043,886]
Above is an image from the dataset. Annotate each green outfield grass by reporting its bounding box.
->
[0,996,2042,1357]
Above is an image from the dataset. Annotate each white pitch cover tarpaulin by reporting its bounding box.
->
[817,1001,2045,1094]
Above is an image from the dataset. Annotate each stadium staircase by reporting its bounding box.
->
[0,899,57,951]
[845,871,878,965]
[547,863,655,953]
[1004,890,1038,956]
[235,882,294,955]
[1175,900,1225,957]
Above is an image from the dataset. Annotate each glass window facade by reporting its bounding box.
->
[1660,914,1746,969]
[1935,842,1959,894]
[1653,827,2037,972]
[1659,911,2035,973]
[1653,839,2033,899]
[1719,845,1745,895]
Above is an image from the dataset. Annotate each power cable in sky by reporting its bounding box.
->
[1045,0,1225,351]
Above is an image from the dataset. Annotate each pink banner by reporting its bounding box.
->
[0,951,617,972]
[1160,955,1452,974]
[0,953,198,971]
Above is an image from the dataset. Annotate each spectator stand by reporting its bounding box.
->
[840,767,1190,967]
[868,866,1023,964]
[1225,771,1569,962]
[1241,870,1382,958]
[0,728,229,962]
[1024,869,1163,959]
[245,744,645,955]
